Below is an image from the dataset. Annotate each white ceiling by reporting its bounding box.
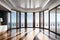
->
[0,0,58,12]
[5,0,45,9]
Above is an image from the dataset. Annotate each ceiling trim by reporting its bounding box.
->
[0,1,11,11]
[8,0,17,8]
[12,7,48,12]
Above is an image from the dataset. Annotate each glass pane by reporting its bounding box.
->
[50,9,55,32]
[8,13,10,29]
[11,11,16,28]
[27,13,33,27]
[41,12,43,28]
[57,6,60,34]
[21,12,25,27]
[35,12,39,27]
[44,11,48,28]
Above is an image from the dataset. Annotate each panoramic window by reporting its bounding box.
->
[27,13,33,27]
[8,13,10,29]
[21,12,25,27]
[44,10,48,28]
[35,12,39,27]
[57,6,60,34]
[50,9,55,32]
[41,12,43,28]
[11,11,16,28]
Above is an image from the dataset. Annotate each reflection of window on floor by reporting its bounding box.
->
[27,13,33,27]
[35,12,39,27]
[21,12,25,27]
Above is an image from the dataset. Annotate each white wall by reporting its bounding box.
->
[0,25,7,32]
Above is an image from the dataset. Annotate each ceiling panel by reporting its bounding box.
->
[8,0,47,9]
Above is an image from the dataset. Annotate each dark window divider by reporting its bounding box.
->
[25,12,27,28]
[33,12,35,29]
[19,12,21,32]
[39,12,41,29]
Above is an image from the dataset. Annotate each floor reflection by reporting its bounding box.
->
[0,28,60,40]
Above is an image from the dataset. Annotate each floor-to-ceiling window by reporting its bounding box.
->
[8,13,10,29]
[50,9,55,32]
[57,6,60,34]
[44,10,48,29]
[21,12,25,27]
[27,13,33,27]
[35,12,39,27]
[50,9,55,38]
[41,12,44,28]
[11,11,16,28]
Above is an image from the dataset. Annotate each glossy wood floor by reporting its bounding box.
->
[1,28,60,40]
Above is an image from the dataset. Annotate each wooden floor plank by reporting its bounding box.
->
[23,30,38,40]
[37,32,51,40]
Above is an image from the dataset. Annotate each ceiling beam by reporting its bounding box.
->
[42,0,50,9]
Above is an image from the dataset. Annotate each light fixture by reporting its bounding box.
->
[0,18,3,25]
[0,18,3,22]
